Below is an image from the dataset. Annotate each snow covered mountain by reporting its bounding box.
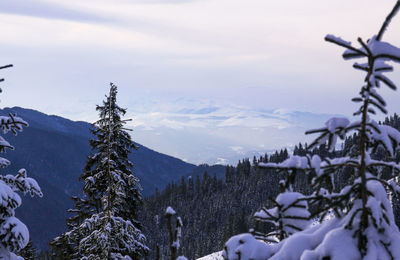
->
[127,98,344,165]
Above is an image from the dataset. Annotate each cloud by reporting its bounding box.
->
[122,0,198,3]
[229,146,244,154]
[0,0,112,23]
[177,107,219,115]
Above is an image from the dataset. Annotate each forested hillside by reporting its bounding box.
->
[142,113,400,259]
[142,148,307,258]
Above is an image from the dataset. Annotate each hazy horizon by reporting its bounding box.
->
[1,0,400,164]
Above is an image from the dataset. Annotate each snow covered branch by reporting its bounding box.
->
[0,64,42,259]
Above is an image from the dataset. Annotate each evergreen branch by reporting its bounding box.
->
[324,35,367,57]
[262,208,279,220]
[375,74,397,90]
[367,108,376,115]
[305,128,326,135]
[368,99,388,114]
[281,215,310,221]
[377,0,400,41]
[282,204,307,211]
[307,132,329,150]
[357,38,372,57]
[369,92,386,106]
[345,209,363,230]
[252,232,278,244]
[352,97,364,102]
[0,64,13,70]
[353,64,369,72]
[366,122,381,134]
[375,65,393,72]
[380,240,394,260]
[343,51,367,60]
[376,54,400,63]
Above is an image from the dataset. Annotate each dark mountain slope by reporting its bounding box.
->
[0,107,197,249]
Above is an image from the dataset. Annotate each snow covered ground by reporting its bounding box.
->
[197,251,223,260]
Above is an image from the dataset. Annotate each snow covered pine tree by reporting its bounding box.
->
[223,2,400,259]
[51,83,148,259]
[164,206,186,260]
[0,64,42,259]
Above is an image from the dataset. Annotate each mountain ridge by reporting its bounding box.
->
[0,106,218,250]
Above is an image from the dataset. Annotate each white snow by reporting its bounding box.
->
[311,155,321,176]
[325,117,350,133]
[259,155,308,169]
[0,158,10,168]
[340,34,400,64]
[1,216,29,250]
[374,60,393,72]
[165,206,176,216]
[368,122,400,157]
[197,251,223,260]
[325,34,352,47]
[368,35,400,62]
[254,191,310,237]
[222,234,272,260]
[0,180,21,208]
[0,136,11,149]
[227,178,400,260]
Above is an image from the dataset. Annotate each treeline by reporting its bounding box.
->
[141,159,278,259]
[141,146,332,258]
[141,113,400,259]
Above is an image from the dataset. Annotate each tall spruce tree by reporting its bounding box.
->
[51,83,148,259]
[0,64,42,259]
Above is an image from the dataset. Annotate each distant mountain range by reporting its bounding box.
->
[0,107,224,250]
[127,98,343,165]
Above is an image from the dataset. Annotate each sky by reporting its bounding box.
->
[0,0,400,164]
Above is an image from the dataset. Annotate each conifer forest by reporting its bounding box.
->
[1,1,400,260]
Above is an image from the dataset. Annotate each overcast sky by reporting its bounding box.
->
[0,0,399,164]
